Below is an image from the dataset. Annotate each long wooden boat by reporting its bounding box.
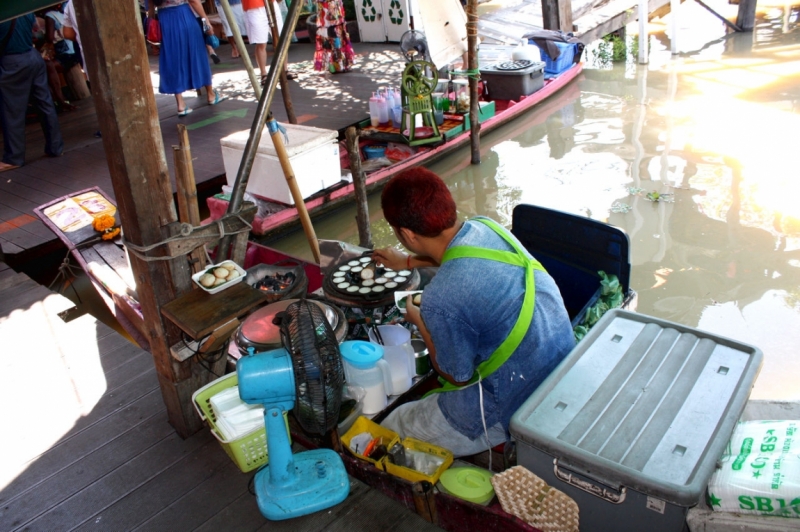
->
[206,62,584,239]
[35,184,636,531]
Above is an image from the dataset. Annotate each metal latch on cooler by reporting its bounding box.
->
[553,458,627,504]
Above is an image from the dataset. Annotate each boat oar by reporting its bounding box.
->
[266,115,321,264]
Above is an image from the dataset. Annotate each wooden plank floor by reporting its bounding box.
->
[0,263,441,531]
[0,41,405,259]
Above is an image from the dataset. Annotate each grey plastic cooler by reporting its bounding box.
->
[510,309,763,532]
[480,60,545,101]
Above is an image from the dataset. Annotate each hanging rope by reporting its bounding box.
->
[122,214,252,263]
[48,251,85,304]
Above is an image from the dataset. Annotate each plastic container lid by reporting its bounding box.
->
[340,340,384,369]
[220,123,337,157]
[439,467,495,505]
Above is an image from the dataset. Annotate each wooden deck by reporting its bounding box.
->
[0,261,441,531]
[0,41,404,263]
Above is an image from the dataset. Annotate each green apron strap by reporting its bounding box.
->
[443,245,526,267]
[425,218,545,396]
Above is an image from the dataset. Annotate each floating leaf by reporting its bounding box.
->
[611,201,632,213]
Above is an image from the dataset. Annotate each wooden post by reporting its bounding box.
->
[542,0,574,32]
[264,0,297,124]
[736,0,757,31]
[74,0,207,437]
[638,0,649,64]
[345,126,373,249]
[467,0,480,165]
[670,0,679,54]
[173,125,207,274]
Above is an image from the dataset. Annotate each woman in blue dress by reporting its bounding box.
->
[149,0,222,115]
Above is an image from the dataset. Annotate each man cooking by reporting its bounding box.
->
[372,168,575,457]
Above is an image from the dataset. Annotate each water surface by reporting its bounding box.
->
[271,4,800,400]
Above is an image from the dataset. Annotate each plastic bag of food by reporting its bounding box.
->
[706,420,800,517]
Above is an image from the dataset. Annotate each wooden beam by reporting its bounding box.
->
[264,0,297,124]
[736,0,757,30]
[173,125,207,274]
[576,0,669,45]
[346,127,373,249]
[73,0,210,437]
[542,0,574,32]
[467,0,480,165]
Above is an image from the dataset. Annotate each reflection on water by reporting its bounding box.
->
[271,4,800,400]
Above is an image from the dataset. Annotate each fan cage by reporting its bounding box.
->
[281,300,344,435]
[400,30,429,62]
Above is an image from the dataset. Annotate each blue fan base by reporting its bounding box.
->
[255,448,350,520]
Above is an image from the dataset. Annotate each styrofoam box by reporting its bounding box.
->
[220,124,341,205]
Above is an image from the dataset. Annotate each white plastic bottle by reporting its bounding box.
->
[377,91,389,124]
[369,92,380,127]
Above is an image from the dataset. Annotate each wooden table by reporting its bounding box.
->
[161,282,267,340]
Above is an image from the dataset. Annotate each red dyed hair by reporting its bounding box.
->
[381,167,457,237]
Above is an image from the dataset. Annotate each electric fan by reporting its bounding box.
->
[237,299,349,520]
[399,29,430,62]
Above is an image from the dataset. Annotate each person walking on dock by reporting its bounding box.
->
[215,0,247,59]
[148,0,223,116]
[242,0,280,86]
[0,14,64,172]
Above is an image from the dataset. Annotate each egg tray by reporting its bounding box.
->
[322,255,421,308]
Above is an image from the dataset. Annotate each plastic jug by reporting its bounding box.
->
[339,340,393,415]
[367,325,415,396]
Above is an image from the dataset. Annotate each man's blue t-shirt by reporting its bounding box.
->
[422,219,575,440]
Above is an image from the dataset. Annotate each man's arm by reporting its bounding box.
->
[404,297,470,387]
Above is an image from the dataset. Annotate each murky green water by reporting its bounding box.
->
[271,4,800,400]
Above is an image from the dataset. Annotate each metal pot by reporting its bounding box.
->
[235,298,346,356]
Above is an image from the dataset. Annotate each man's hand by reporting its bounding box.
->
[372,247,408,271]
[404,295,422,330]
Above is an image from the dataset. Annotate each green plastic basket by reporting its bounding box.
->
[192,372,289,473]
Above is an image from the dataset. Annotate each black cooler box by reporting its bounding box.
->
[510,309,763,532]
[480,59,545,101]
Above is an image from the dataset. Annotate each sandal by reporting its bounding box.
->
[208,90,225,106]
[286,71,298,80]
[177,107,193,117]
[260,74,268,87]
[0,162,19,173]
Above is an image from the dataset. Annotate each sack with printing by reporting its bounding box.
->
[706,420,800,518]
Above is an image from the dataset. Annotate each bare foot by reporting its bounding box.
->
[0,162,20,172]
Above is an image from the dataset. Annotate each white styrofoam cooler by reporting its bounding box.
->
[220,124,341,205]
